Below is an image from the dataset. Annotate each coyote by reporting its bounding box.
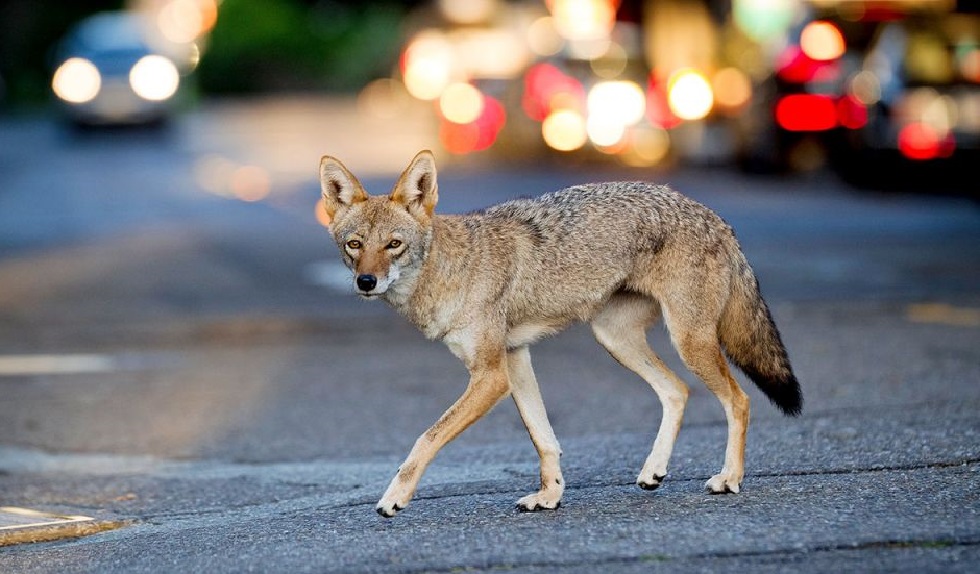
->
[319,150,802,518]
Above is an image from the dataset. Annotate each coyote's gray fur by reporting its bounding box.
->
[319,150,802,517]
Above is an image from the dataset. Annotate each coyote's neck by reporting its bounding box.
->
[386,215,472,340]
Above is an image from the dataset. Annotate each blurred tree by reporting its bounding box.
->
[196,0,408,94]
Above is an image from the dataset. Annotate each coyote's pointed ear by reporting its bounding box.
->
[320,155,367,220]
[391,150,438,219]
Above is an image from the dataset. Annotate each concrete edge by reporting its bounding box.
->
[0,507,130,547]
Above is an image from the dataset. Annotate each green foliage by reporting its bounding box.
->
[196,0,406,94]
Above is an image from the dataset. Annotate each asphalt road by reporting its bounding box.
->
[0,98,978,573]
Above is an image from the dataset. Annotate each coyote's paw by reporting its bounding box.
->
[376,497,407,518]
[705,472,741,494]
[636,472,666,491]
[376,479,414,518]
[516,490,562,512]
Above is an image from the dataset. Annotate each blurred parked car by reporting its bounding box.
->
[832,4,980,187]
[735,1,980,181]
[50,11,183,127]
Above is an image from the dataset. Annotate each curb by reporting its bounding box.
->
[0,507,127,547]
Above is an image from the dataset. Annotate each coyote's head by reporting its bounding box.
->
[319,150,438,302]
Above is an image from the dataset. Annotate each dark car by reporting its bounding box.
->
[50,11,183,127]
[735,1,980,185]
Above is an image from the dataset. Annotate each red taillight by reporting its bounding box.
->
[645,73,682,129]
[898,122,955,160]
[775,94,838,131]
[837,95,867,129]
[522,63,585,122]
[440,95,506,154]
[776,46,841,84]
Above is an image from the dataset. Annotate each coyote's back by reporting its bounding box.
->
[464,182,801,416]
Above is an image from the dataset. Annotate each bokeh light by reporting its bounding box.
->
[542,109,587,151]
[733,0,795,43]
[194,156,275,202]
[438,0,497,25]
[922,93,955,134]
[439,94,505,154]
[402,32,454,101]
[453,28,529,79]
[837,95,868,129]
[129,55,180,101]
[527,16,564,57]
[439,82,485,124]
[549,0,617,42]
[711,67,752,112]
[621,124,671,166]
[586,115,626,147]
[800,21,846,61]
[194,155,237,196]
[52,58,101,104]
[358,78,411,120]
[667,69,713,121]
[775,94,837,131]
[898,122,945,160]
[315,197,332,228]
[849,70,881,105]
[523,63,585,122]
[229,165,271,202]
[645,77,681,129]
[158,0,205,44]
[589,42,628,79]
[898,87,955,136]
[588,81,645,126]
[961,48,980,82]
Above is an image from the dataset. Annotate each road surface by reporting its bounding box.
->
[0,97,978,572]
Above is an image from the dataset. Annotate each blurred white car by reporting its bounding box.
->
[50,11,182,126]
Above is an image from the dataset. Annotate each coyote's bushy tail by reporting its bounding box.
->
[719,257,802,416]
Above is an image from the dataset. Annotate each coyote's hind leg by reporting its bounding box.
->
[671,329,750,494]
[591,294,689,491]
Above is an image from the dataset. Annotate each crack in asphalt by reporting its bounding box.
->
[749,457,980,478]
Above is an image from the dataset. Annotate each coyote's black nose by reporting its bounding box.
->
[356,274,377,292]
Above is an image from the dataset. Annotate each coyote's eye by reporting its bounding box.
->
[386,239,402,250]
[346,239,362,250]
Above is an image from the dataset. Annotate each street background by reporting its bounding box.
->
[1,1,979,572]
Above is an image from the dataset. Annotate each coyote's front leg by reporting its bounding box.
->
[507,346,564,510]
[377,355,510,517]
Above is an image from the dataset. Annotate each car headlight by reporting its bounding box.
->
[52,57,101,104]
[129,55,180,102]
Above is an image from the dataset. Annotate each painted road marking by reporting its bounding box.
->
[0,354,117,376]
[0,506,126,547]
[0,506,93,531]
[0,352,181,376]
[906,303,980,327]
